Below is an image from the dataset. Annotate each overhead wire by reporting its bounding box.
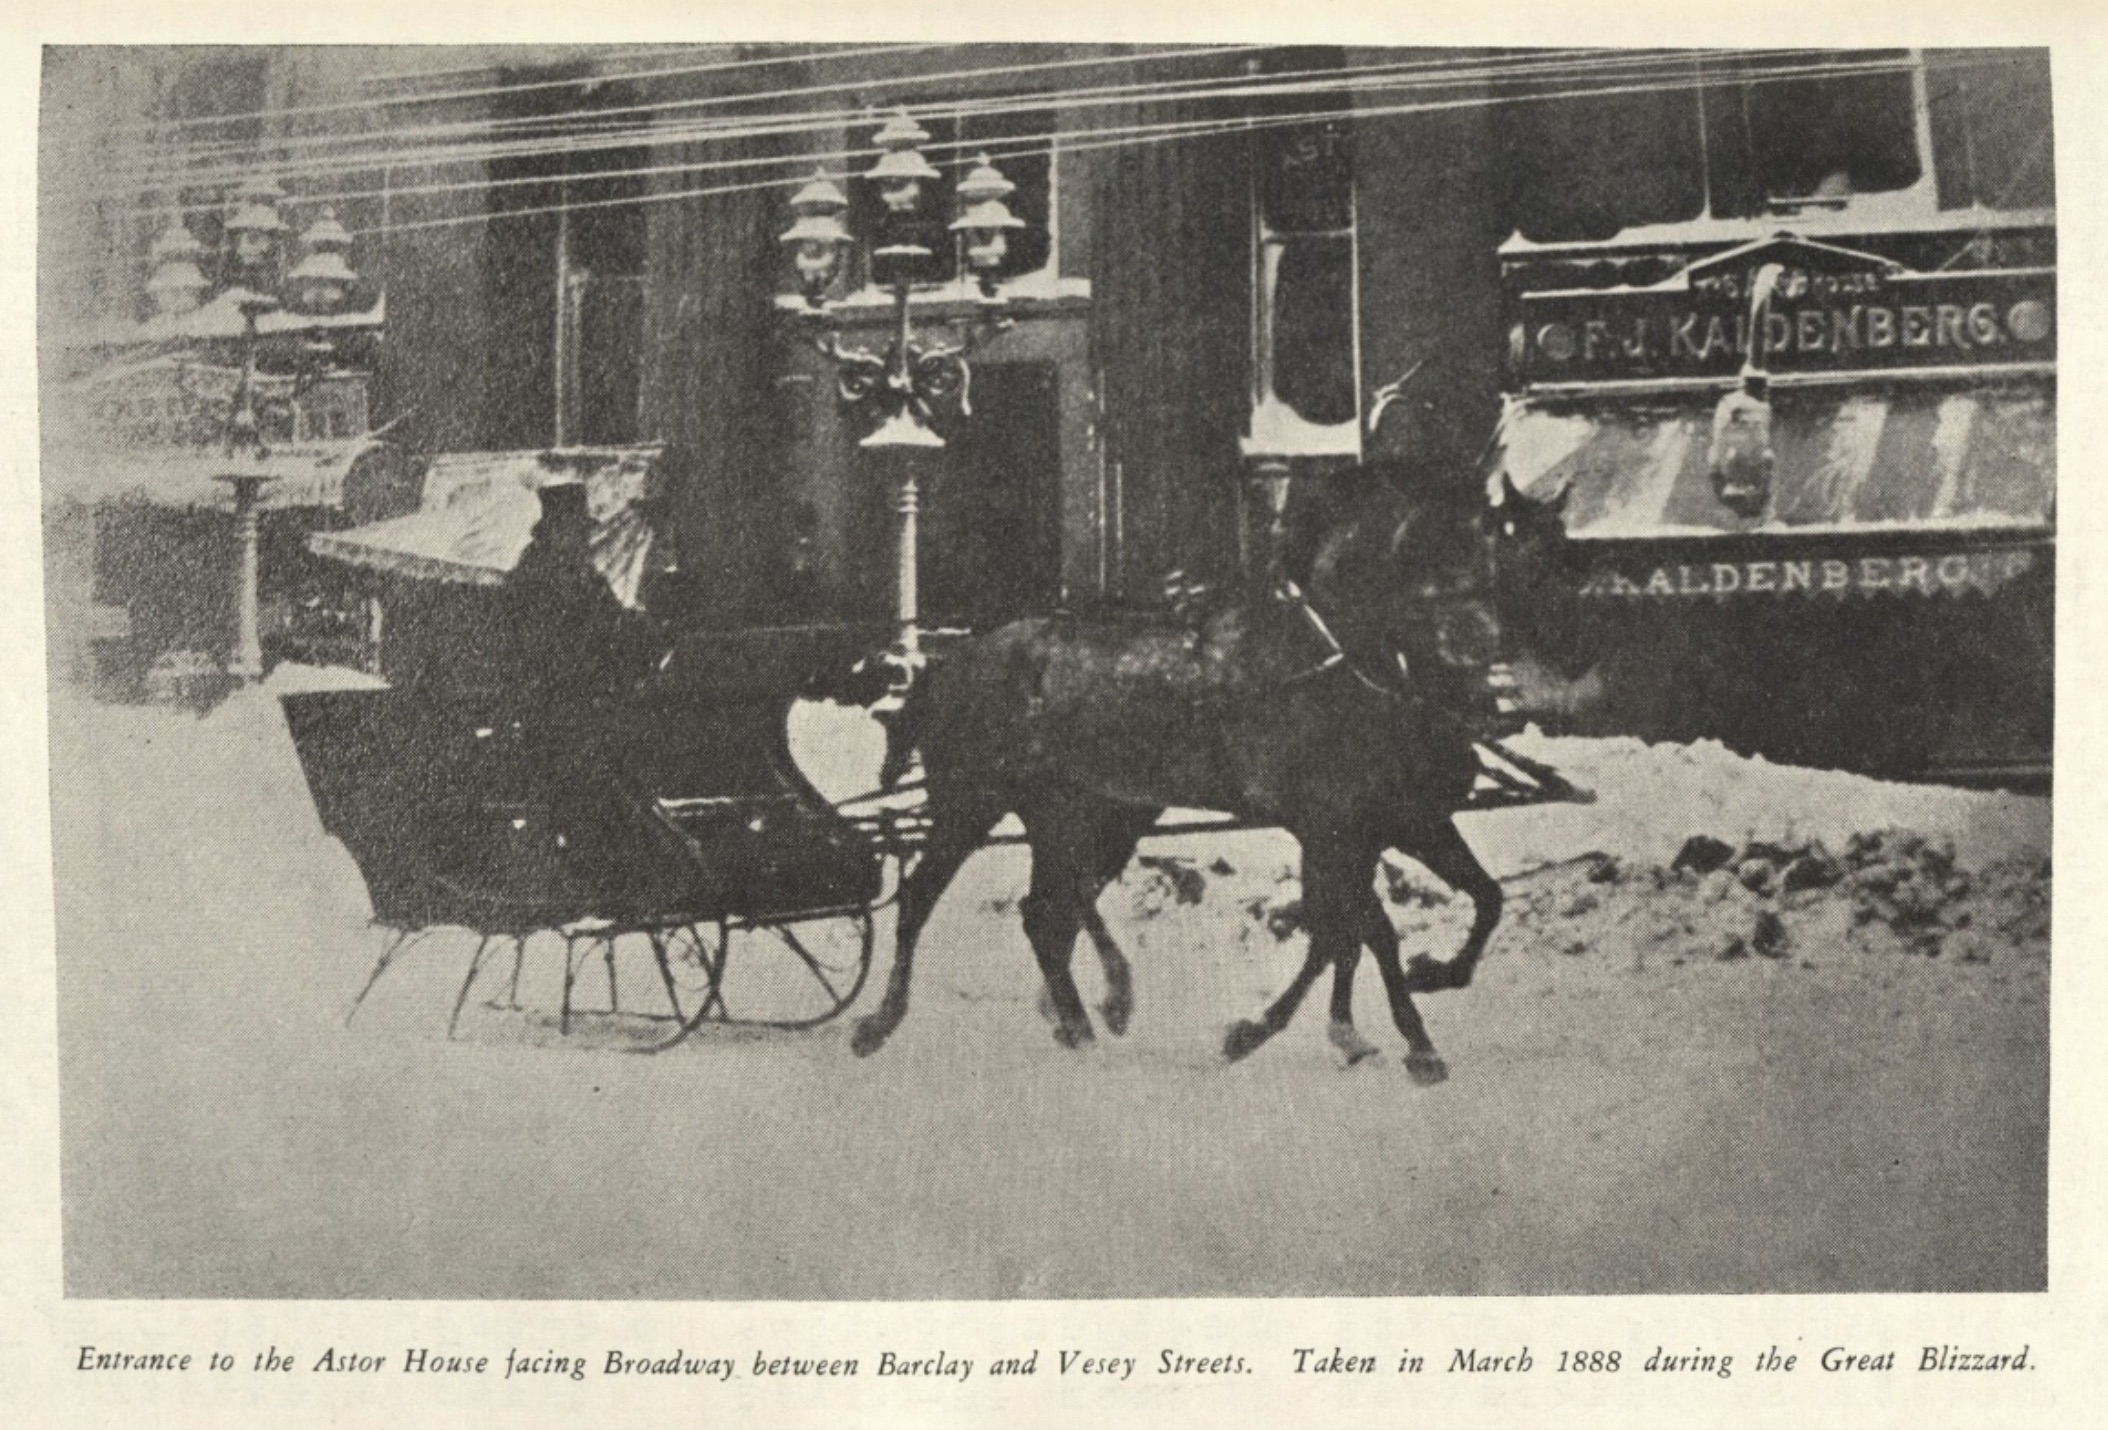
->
[77,42,1812,187]
[41,47,2028,286]
[354,41,877,87]
[354,51,1942,238]
[44,45,2034,291]
[100,40,1347,176]
[151,47,1693,215]
[76,46,1886,220]
[91,41,967,138]
[123,41,975,172]
[69,41,1266,177]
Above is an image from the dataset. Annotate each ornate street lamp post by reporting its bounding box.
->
[164,176,361,682]
[779,112,1030,696]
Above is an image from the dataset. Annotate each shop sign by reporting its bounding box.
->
[1517,234,2054,386]
[1578,548,2039,601]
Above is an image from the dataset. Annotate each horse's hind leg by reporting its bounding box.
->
[1078,806,1155,1036]
[1080,905,1132,1036]
[1398,819,1504,995]
[1359,887,1448,1085]
[851,785,1006,1058]
[1017,796,1110,1050]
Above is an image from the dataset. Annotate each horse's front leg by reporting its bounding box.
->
[1359,887,1448,1084]
[851,790,1002,1057]
[1396,819,1504,996]
[1324,934,1382,1067]
[1226,838,1368,1063]
[1079,808,1153,1035]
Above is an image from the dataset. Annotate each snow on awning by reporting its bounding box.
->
[307,445,667,611]
[1491,385,2054,539]
[42,436,400,512]
[60,291,387,350]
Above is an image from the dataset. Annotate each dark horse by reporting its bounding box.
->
[850,466,1578,1077]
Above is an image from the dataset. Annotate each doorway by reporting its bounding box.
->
[917,360,1064,629]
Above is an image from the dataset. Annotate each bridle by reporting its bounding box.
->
[1274,503,1508,701]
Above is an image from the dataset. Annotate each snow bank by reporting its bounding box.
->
[1463,729,2049,876]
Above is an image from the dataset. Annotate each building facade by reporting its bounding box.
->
[41,45,2054,776]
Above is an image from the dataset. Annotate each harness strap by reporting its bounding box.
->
[1275,579,1403,699]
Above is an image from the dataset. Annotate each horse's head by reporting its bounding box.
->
[1485,472,1604,720]
[1297,461,1602,720]
[1305,461,1504,680]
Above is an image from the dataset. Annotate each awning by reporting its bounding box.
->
[307,445,666,611]
[1490,385,2054,539]
[42,435,402,513]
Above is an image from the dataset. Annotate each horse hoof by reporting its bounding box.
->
[1100,995,1132,1038]
[1053,1021,1096,1051]
[849,1016,893,1058]
[1223,1020,1270,1062]
[1405,1052,1449,1086]
[1037,985,1060,1026]
[1327,1021,1383,1067]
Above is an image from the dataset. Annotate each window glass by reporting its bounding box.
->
[166,55,270,291]
[1268,236,1356,426]
[1248,49,1358,443]
[485,70,645,446]
[1500,50,1940,236]
[1260,116,1353,233]
[1927,48,2054,210]
[1499,70,1708,242]
[1735,49,1920,208]
[559,108,646,444]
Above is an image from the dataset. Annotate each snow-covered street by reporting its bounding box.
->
[50,673,2049,1298]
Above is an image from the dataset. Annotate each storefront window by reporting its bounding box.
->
[1500,49,2050,242]
[1268,234,1356,427]
[1927,49,2055,211]
[1246,59,1360,456]
[1728,50,1922,210]
[1500,75,1708,243]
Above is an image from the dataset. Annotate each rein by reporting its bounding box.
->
[1274,579,1408,699]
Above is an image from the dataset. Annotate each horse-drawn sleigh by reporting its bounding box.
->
[282,465,1591,1072]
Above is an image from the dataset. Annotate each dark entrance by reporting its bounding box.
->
[917,360,1064,630]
